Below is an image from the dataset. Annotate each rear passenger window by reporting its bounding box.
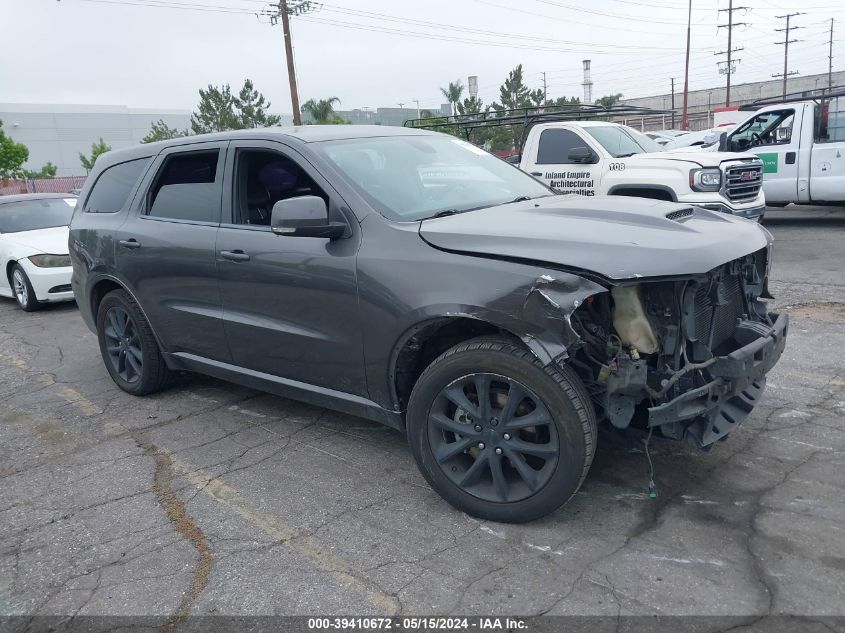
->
[536,129,585,164]
[147,150,221,223]
[85,158,150,213]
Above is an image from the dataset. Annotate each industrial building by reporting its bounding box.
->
[622,71,845,131]
[0,103,194,177]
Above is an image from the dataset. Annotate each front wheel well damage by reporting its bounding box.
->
[392,318,527,412]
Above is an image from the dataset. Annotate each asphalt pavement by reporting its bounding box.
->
[0,206,843,623]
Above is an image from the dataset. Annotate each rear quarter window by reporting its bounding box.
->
[84,157,151,213]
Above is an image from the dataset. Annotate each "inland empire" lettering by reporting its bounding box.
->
[544,171,595,196]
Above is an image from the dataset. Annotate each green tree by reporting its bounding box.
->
[301,97,346,124]
[595,93,624,107]
[235,79,282,128]
[439,80,465,115]
[456,96,484,116]
[23,162,58,179]
[489,65,533,152]
[79,138,111,174]
[191,84,239,134]
[528,88,546,108]
[550,96,581,107]
[141,119,187,144]
[0,119,30,180]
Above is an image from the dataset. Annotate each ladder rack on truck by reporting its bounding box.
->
[738,86,845,111]
[403,104,671,152]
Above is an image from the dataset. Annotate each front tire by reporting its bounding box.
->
[406,337,596,523]
[96,289,171,396]
[11,264,40,311]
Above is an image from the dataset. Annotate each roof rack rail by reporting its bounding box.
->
[402,104,671,149]
[739,86,845,111]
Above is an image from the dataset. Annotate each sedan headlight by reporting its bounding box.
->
[689,168,722,192]
[28,254,71,268]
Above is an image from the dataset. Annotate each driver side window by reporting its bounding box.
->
[731,110,795,149]
[232,149,328,227]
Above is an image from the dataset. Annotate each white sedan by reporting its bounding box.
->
[0,193,77,311]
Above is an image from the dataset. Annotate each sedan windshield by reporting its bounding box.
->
[585,125,664,157]
[0,198,77,233]
[314,135,552,221]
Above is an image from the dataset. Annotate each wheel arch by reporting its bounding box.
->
[389,315,545,414]
[88,275,168,354]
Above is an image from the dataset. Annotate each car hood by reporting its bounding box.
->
[2,226,70,255]
[419,195,769,281]
[631,150,755,166]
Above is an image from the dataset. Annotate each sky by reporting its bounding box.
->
[1,0,843,115]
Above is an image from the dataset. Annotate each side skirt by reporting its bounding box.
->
[165,352,404,432]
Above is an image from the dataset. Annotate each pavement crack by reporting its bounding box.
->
[138,440,213,632]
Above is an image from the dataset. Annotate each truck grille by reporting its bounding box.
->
[693,273,744,349]
[724,161,763,203]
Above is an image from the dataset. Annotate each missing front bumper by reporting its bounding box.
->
[648,312,788,447]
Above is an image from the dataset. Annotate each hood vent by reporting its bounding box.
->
[666,207,695,222]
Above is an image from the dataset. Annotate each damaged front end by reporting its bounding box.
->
[568,247,787,448]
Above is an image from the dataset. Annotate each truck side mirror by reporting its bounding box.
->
[568,147,597,164]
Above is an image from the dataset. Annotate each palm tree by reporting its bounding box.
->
[301,97,341,124]
[595,93,624,107]
[440,80,465,115]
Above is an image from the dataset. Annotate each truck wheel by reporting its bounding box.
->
[96,289,171,396]
[406,337,596,523]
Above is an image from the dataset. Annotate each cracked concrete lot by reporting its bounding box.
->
[0,207,844,621]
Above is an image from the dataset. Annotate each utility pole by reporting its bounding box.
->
[670,78,676,129]
[773,13,803,98]
[829,18,835,91]
[279,0,301,125]
[682,0,692,130]
[413,99,421,119]
[266,1,316,125]
[716,0,748,106]
[542,72,548,105]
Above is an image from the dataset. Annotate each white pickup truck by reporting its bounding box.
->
[517,121,766,220]
[691,92,845,206]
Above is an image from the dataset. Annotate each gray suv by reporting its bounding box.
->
[69,126,787,522]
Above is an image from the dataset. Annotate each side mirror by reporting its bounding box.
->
[568,146,597,164]
[270,196,346,239]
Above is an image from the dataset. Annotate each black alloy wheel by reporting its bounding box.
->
[427,373,559,503]
[96,289,171,396]
[103,305,143,383]
[407,337,596,523]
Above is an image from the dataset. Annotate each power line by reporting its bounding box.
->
[318,3,705,52]
[773,12,804,97]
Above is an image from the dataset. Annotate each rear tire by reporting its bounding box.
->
[11,264,40,312]
[96,289,171,396]
[406,337,596,523]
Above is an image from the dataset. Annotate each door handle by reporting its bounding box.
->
[220,250,250,262]
[530,171,543,176]
[119,239,141,249]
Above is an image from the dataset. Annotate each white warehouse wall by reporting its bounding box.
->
[0,104,192,177]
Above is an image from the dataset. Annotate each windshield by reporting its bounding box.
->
[314,135,552,221]
[0,197,77,233]
[585,125,664,157]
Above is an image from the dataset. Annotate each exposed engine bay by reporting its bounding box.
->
[569,247,788,448]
